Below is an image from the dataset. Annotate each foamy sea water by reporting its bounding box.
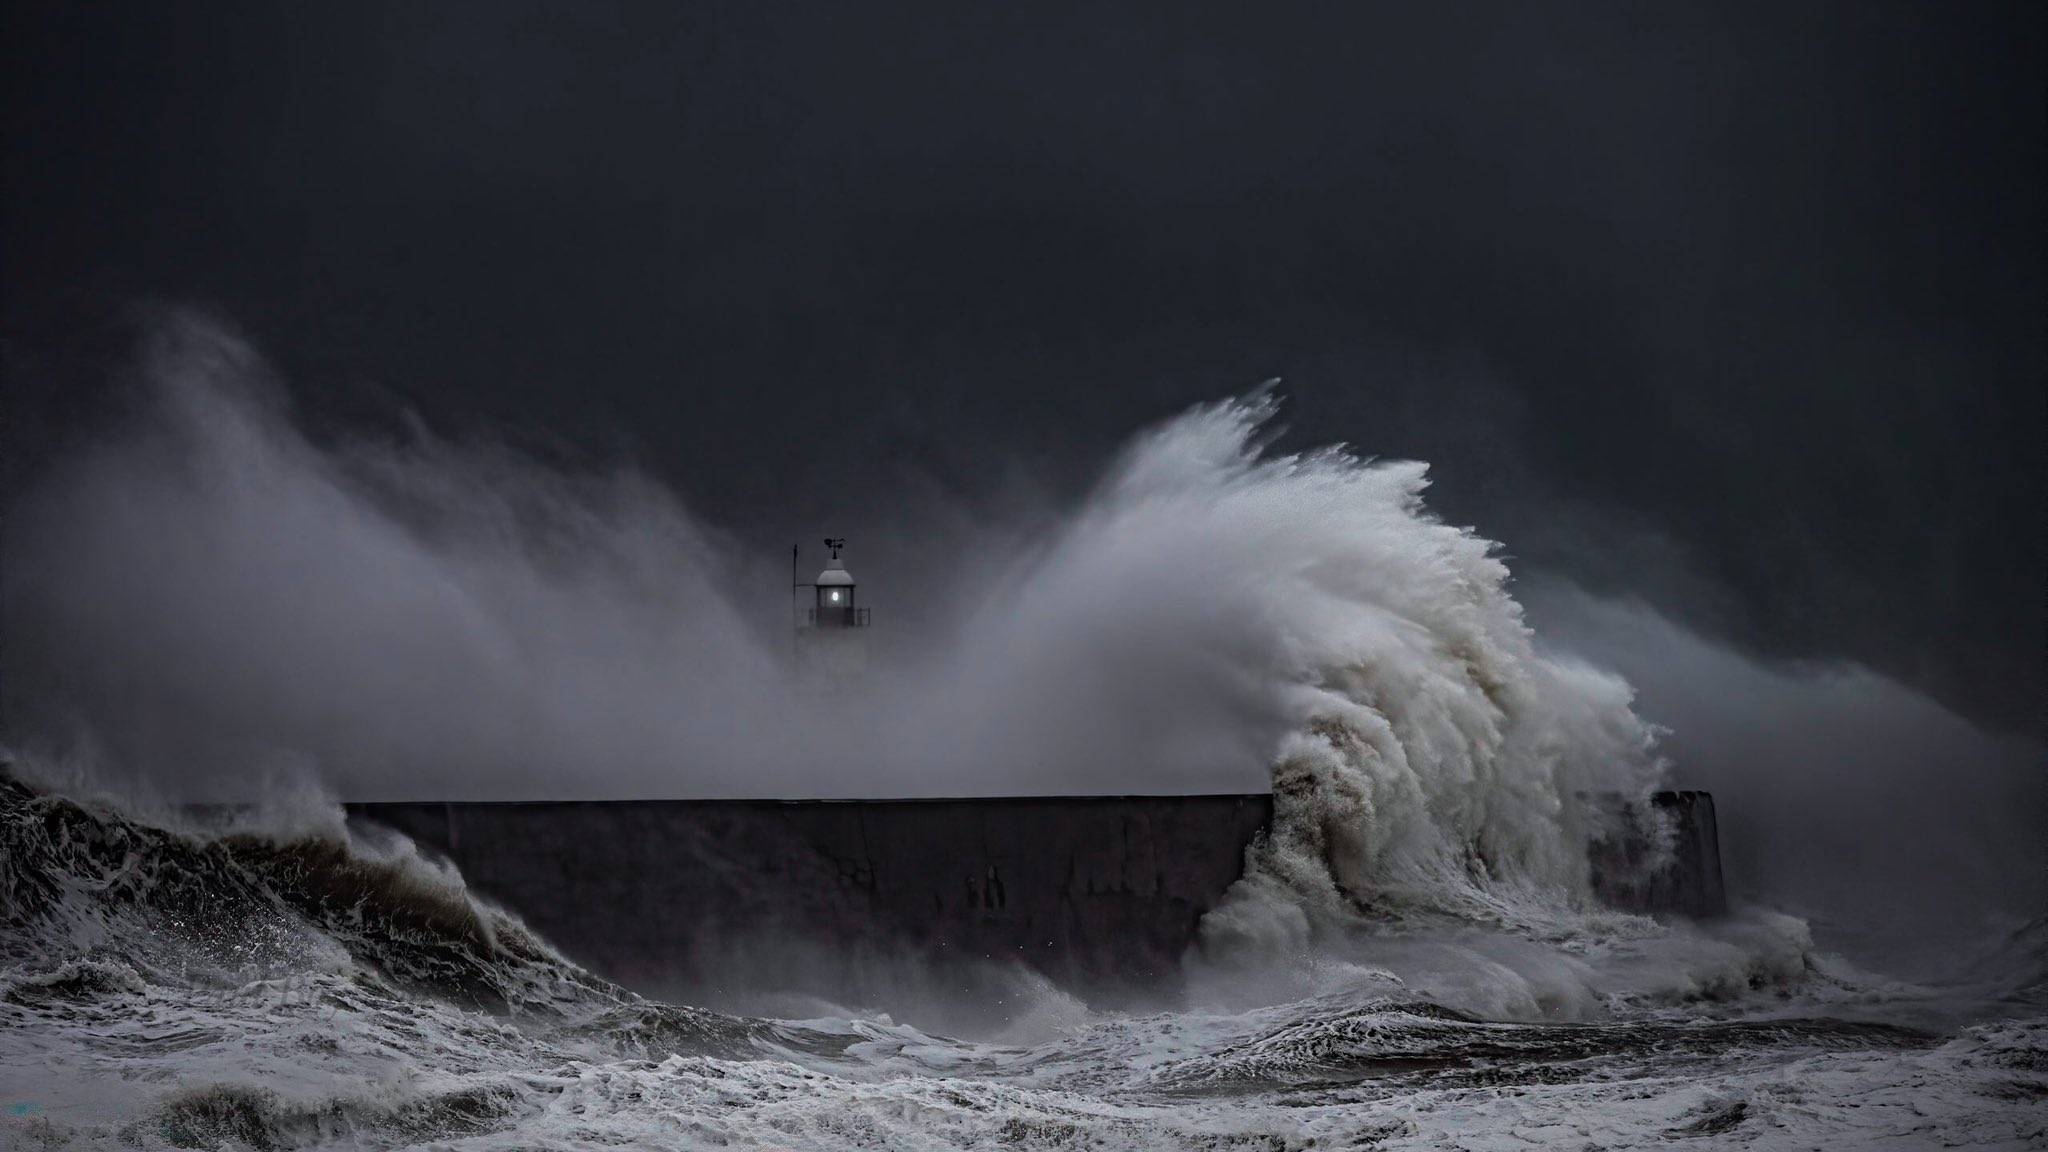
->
[5,374,2043,1149]
[4,774,2044,1151]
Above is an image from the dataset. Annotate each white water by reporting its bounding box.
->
[2,318,1655,819]
[2,768,2042,1150]
[3,317,2043,1147]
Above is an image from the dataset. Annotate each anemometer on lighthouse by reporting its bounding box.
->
[793,537,871,677]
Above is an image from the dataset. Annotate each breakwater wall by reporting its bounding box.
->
[1590,789,1727,918]
[347,790,1722,997]
[348,795,1273,992]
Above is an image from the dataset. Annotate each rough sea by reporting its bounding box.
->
[3,765,2043,1150]
[3,338,2043,1149]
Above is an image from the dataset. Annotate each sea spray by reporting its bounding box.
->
[1004,391,1667,951]
[2,324,2040,1142]
[4,317,1659,828]
[7,317,1675,956]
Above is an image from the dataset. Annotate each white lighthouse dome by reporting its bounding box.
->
[817,560,855,586]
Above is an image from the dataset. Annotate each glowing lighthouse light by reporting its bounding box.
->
[813,537,859,621]
[795,536,870,677]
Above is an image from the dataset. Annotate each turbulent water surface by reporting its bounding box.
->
[3,373,2044,1148]
[1,772,2042,1150]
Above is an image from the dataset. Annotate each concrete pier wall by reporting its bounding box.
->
[349,795,1273,991]
[1589,790,1727,918]
[348,790,1721,995]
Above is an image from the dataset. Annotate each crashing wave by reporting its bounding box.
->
[0,768,800,1062]
[2,770,580,1008]
[1026,393,1667,954]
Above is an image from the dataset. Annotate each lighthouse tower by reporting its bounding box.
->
[794,537,871,678]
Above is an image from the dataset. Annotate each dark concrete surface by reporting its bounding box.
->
[348,795,1274,992]
[1590,790,1728,918]
[347,790,1721,998]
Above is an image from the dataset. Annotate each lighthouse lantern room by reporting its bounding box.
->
[794,537,871,677]
[811,537,863,626]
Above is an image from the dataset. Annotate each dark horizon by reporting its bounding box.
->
[5,0,2043,738]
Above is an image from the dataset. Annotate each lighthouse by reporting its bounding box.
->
[794,537,871,678]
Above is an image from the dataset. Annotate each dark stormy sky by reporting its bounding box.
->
[4,1,2043,736]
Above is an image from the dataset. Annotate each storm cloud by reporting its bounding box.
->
[4,1,2042,735]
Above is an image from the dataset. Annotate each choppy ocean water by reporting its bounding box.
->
[4,774,2043,1150]
[5,368,2044,1149]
